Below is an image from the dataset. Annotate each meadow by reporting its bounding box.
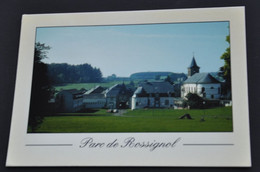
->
[30,107,233,133]
[54,81,135,91]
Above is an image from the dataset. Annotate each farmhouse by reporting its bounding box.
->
[131,81,174,110]
[55,89,86,112]
[83,86,106,109]
[103,83,133,109]
[181,57,221,99]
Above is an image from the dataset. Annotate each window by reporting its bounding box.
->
[165,100,169,105]
[210,87,214,89]
[211,95,214,99]
[136,102,139,106]
[201,87,205,93]
[218,87,220,94]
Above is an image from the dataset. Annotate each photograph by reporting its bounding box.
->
[5,7,251,167]
[28,21,232,133]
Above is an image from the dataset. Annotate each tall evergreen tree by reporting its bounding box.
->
[28,43,53,132]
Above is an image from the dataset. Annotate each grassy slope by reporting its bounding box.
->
[54,81,134,91]
[32,107,233,133]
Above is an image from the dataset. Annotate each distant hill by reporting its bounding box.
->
[130,72,187,81]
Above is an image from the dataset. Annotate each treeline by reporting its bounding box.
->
[130,72,173,80]
[47,63,103,84]
[130,72,187,81]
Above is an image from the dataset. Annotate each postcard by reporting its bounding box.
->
[6,7,251,166]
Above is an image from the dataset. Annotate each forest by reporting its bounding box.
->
[47,63,103,84]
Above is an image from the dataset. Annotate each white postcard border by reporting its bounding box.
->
[6,7,251,167]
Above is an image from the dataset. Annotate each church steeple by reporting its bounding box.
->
[187,55,200,77]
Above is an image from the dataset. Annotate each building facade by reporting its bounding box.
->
[55,89,85,112]
[104,84,133,109]
[131,81,174,110]
[182,57,221,99]
[83,86,106,109]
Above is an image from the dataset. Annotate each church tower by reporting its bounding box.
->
[187,56,200,77]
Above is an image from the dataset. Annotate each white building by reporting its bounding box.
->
[55,84,132,112]
[181,73,221,99]
[131,81,174,110]
[55,89,85,112]
[181,57,221,99]
[83,86,106,109]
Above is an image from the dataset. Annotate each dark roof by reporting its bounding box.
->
[133,87,146,94]
[188,57,200,68]
[104,84,126,97]
[84,85,104,95]
[183,73,220,84]
[138,81,174,94]
[59,89,85,99]
[84,94,105,99]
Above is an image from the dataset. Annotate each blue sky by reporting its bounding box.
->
[36,21,229,77]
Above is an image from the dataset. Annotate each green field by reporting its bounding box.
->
[54,81,136,91]
[30,107,233,133]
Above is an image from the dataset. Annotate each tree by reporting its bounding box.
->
[92,67,103,82]
[155,75,161,80]
[183,93,204,109]
[164,75,174,84]
[28,42,53,132]
[129,81,135,87]
[47,63,103,84]
[34,42,51,62]
[106,74,117,81]
[219,35,231,98]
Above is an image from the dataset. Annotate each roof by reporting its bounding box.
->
[138,81,174,94]
[84,85,104,95]
[183,73,220,84]
[188,57,200,68]
[58,89,85,99]
[133,87,146,94]
[84,94,105,99]
[104,84,126,97]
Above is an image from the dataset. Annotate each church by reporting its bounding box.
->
[181,56,221,99]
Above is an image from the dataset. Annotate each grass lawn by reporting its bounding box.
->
[54,81,137,91]
[29,107,233,133]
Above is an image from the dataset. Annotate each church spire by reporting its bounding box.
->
[187,54,200,77]
[189,56,199,68]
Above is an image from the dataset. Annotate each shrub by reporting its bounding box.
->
[184,93,204,109]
